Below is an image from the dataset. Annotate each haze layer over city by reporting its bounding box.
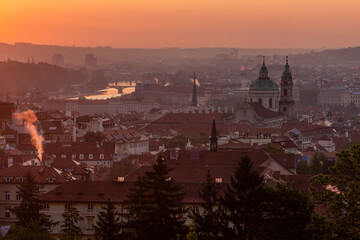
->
[0,1,360,239]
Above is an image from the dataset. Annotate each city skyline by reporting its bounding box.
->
[1,0,360,49]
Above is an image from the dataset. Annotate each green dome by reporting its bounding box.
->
[249,57,278,91]
[250,78,279,91]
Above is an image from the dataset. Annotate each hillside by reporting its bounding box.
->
[0,60,85,94]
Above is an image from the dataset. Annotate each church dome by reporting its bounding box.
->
[249,57,278,91]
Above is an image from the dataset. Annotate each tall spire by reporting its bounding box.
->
[191,73,198,106]
[259,56,268,79]
[210,118,218,152]
[282,56,292,81]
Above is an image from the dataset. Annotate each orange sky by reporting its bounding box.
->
[1,0,359,48]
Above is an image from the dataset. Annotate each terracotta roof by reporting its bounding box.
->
[103,129,148,143]
[44,142,110,155]
[0,165,67,184]
[41,180,224,204]
[51,158,89,176]
[249,102,284,119]
[218,141,252,150]
[318,135,331,141]
[269,153,298,169]
[40,120,66,134]
[152,111,231,126]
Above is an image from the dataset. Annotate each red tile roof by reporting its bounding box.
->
[0,165,67,184]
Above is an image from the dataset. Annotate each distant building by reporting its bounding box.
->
[51,54,64,66]
[85,54,97,67]
[318,86,347,106]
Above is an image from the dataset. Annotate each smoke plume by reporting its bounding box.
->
[13,110,44,161]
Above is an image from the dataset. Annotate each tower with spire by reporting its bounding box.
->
[209,118,218,152]
[279,56,295,120]
[190,73,198,107]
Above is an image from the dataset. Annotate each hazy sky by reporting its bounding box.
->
[1,0,359,48]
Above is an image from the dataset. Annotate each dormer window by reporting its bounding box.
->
[4,177,12,182]
[72,154,76,159]
[47,178,55,183]
[79,154,84,160]
[100,154,104,159]
[215,178,223,183]
[88,154,93,160]
[61,154,66,159]
[16,177,24,182]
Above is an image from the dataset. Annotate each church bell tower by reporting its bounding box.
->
[279,56,295,120]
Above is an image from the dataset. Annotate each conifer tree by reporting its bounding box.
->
[220,155,265,240]
[142,154,186,240]
[11,171,52,228]
[60,203,84,240]
[125,175,150,240]
[93,200,123,240]
[190,170,225,240]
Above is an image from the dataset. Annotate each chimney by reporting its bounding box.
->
[225,107,228,113]
[72,126,77,142]
[99,117,104,132]
[217,107,221,113]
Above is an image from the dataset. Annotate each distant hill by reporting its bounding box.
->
[291,46,360,65]
[0,42,319,65]
[0,60,85,94]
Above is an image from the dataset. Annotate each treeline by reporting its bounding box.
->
[0,60,85,94]
[6,145,360,239]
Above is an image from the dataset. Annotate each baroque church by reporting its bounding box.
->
[229,56,295,128]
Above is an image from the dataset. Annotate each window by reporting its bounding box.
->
[284,89,288,96]
[4,177,12,182]
[193,206,198,212]
[61,154,66,159]
[44,203,50,210]
[215,178,223,183]
[79,154,84,160]
[100,154,104,159]
[269,98,273,108]
[8,157,13,167]
[5,191,10,200]
[16,177,24,182]
[47,178,55,183]
[72,154,76,159]
[258,98,262,105]
[5,209,10,218]
[65,203,70,209]
[16,193,21,201]
[88,203,93,211]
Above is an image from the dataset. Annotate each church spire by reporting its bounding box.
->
[282,56,292,81]
[191,73,198,106]
[209,118,218,152]
[259,56,269,79]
